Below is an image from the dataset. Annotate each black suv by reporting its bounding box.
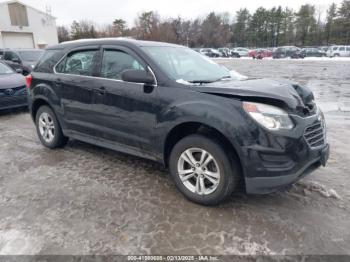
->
[27,39,330,205]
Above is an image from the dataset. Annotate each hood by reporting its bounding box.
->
[0,73,26,89]
[190,78,315,116]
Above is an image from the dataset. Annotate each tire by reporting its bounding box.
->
[35,105,68,148]
[169,134,240,206]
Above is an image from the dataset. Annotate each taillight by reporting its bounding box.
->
[25,74,32,88]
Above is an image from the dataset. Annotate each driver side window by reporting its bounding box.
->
[100,50,145,80]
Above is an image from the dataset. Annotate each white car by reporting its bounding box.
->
[326,45,350,57]
[232,47,250,57]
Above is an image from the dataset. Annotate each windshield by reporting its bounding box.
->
[0,62,14,75]
[142,46,231,83]
[18,50,44,62]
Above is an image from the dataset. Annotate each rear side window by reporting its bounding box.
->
[35,49,63,73]
[100,50,144,80]
[56,50,97,76]
[347,47,350,51]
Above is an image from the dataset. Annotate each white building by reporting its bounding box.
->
[0,0,58,49]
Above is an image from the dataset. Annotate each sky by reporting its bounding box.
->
[4,0,345,26]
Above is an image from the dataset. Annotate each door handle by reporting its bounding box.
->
[95,86,106,95]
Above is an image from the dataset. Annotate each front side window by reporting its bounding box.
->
[339,47,345,51]
[100,50,145,80]
[56,50,97,76]
[346,47,350,51]
[142,46,231,83]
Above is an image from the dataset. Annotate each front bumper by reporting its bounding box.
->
[241,111,329,194]
[245,143,329,194]
[0,94,28,110]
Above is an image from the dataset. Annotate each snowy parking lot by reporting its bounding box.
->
[0,59,349,255]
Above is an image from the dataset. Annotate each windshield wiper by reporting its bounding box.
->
[188,80,217,84]
[188,76,232,84]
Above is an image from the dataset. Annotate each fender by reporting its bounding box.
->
[154,96,255,168]
[29,81,67,130]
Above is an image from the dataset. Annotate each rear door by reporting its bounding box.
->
[346,47,350,57]
[90,45,158,154]
[338,46,346,56]
[54,46,101,136]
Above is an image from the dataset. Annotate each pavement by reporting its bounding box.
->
[0,59,349,255]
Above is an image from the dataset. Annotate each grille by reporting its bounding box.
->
[304,121,325,149]
[0,85,26,94]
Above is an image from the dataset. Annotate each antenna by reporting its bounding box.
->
[45,5,53,26]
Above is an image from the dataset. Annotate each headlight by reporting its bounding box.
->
[243,102,294,130]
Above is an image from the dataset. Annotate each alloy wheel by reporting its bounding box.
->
[177,147,220,195]
[38,112,55,143]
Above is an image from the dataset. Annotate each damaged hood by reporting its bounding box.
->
[190,78,315,114]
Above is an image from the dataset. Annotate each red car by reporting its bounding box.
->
[249,49,273,59]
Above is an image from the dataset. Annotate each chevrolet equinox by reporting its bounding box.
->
[27,39,330,205]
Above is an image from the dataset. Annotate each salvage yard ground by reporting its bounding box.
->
[0,59,349,255]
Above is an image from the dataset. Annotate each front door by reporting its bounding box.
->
[91,46,159,156]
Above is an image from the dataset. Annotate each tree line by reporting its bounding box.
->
[57,1,350,48]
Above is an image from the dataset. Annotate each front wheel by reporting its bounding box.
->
[169,134,240,205]
[35,105,68,148]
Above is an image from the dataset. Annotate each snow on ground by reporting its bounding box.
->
[214,56,350,61]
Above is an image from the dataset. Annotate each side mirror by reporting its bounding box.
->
[15,68,23,74]
[121,69,155,85]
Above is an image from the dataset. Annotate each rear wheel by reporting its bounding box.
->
[35,105,68,148]
[169,134,240,205]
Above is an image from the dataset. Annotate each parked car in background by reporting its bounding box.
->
[218,48,230,57]
[249,49,273,59]
[28,38,329,205]
[200,48,221,57]
[326,45,350,57]
[300,48,326,57]
[319,46,329,53]
[273,46,304,59]
[2,49,44,75]
[230,49,241,58]
[0,61,27,110]
[0,49,4,59]
[232,47,249,57]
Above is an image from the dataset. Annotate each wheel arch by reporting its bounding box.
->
[31,97,53,121]
[163,122,243,177]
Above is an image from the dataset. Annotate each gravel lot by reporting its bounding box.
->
[0,59,349,255]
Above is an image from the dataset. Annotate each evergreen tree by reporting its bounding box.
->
[295,4,317,46]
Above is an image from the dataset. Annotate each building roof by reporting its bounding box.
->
[0,0,56,19]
